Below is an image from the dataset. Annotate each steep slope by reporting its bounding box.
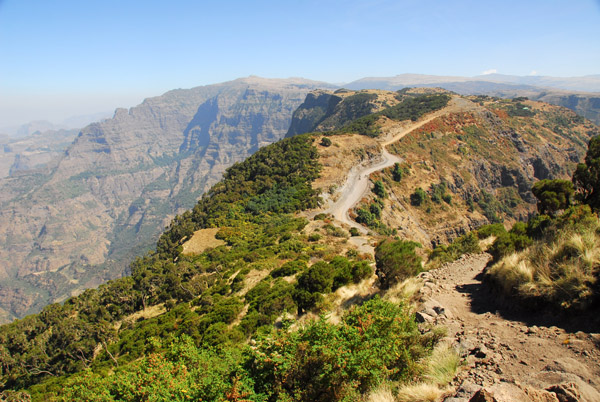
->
[0,77,331,322]
[292,89,597,249]
[0,128,78,178]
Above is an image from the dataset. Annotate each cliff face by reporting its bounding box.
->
[0,77,329,322]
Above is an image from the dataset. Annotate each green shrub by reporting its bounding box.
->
[429,232,481,266]
[373,180,387,198]
[410,188,427,206]
[351,261,373,282]
[320,137,332,147]
[532,179,574,215]
[375,240,422,289]
[476,223,507,239]
[324,224,348,238]
[488,222,533,262]
[271,260,307,278]
[392,163,403,182]
[308,233,322,242]
[248,297,435,401]
[349,227,360,237]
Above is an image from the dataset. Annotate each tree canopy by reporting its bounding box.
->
[531,179,574,215]
[573,135,600,211]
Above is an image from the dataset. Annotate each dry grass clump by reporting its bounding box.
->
[384,277,424,305]
[396,383,447,402]
[487,217,600,310]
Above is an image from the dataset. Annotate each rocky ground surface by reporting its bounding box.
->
[415,253,600,402]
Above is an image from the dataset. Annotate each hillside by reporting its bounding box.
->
[344,73,600,126]
[0,89,598,401]
[0,77,331,323]
[293,89,597,248]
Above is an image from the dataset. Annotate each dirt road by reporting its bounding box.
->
[325,97,472,235]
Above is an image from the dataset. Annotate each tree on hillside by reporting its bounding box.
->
[392,163,403,182]
[531,179,574,215]
[374,240,422,289]
[573,136,600,211]
[373,180,387,198]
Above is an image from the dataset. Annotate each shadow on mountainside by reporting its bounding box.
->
[456,270,600,334]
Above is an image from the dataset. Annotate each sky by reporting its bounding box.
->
[1,0,599,128]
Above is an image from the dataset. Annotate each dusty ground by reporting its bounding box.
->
[312,134,380,193]
[417,254,600,402]
[181,228,225,255]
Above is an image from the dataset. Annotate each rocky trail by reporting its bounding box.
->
[417,254,600,402]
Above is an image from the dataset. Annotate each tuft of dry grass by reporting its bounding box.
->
[487,217,600,310]
[396,383,450,402]
[424,343,460,386]
[384,277,424,305]
[367,385,397,402]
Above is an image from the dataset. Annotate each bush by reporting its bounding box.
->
[392,163,403,182]
[488,222,533,262]
[429,232,481,266]
[248,297,435,401]
[308,233,322,242]
[320,137,332,147]
[349,227,360,236]
[271,260,307,278]
[487,212,600,311]
[410,188,427,206]
[532,179,574,215]
[375,240,422,289]
[373,180,387,198]
[351,261,373,282]
[476,223,507,239]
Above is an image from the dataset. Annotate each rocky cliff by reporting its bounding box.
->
[0,77,330,322]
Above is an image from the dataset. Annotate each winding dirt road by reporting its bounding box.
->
[325,97,469,234]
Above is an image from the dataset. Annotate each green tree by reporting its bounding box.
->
[374,240,422,289]
[373,180,387,198]
[532,179,574,215]
[320,137,332,147]
[573,135,600,211]
[392,163,403,182]
[410,187,427,206]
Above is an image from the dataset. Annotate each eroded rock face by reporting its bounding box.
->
[0,77,329,322]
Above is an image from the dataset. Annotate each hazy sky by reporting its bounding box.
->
[1,0,599,127]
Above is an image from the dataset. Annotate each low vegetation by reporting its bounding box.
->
[375,240,423,289]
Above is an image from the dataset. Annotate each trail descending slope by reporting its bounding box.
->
[417,254,600,401]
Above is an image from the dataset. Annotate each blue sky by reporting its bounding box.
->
[1,0,599,127]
